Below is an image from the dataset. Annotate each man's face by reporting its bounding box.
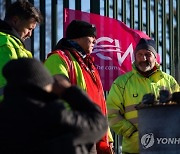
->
[77,36,96,54]
[13,17,37,41]
[135,49,157,72]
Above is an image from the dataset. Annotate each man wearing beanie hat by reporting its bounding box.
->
[2,58,54,89]
[107,38,179,153]
[66,20,96,39]
[0,58,108,154]
[44,20,114,154]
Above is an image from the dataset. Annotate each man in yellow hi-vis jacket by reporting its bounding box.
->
[0,1,42,101]
[106,38,179,154]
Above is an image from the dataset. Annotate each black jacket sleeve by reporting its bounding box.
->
[58,86,108,145]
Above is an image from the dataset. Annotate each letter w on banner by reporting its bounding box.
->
[64,8,153,91]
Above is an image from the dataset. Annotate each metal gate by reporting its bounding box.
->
[0,0,180,153]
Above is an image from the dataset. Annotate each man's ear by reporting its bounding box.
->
[156,53,161,64]
[11,16,20,27]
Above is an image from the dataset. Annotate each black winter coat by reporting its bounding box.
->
[0,85,108,154]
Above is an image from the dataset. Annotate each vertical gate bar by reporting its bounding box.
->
[122,0,126,23]
[29,0,34,56]
[146,0,150,36]
[63,0,69,8]
[176,0,180,82]
[154,0,159,53]
[113,0,118,19]
[130,0,134,29]
[113,1,119,154]
[162,0,166,71]
[75,0,81,10]
[63,0,69,37]
[104,0,109,17]
[113,132,120,154]
[39,0,46,61]
[169,0,174,76]
[138,0,142,30]
[5,0,11,11]
[51,0,57,50]
[90,0,100,14]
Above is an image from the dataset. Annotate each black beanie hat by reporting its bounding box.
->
[2,58,54,88]
[66,20,96,39]
[135,38,157,57]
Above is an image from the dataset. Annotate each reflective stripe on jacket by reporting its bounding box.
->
[44,51,87,90]
[107,63,180,153]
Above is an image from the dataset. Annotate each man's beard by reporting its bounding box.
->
[137,61,152,72]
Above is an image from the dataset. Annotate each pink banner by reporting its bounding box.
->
[64,8,151,91]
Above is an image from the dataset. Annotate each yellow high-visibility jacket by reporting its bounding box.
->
[0,31,32,101]
[106,63,179,153]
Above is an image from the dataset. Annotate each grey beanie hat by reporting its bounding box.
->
[2,58,54,88]
[135,38,157,57]
[66,20,96,39]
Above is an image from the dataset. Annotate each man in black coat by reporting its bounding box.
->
[0,58,108,154]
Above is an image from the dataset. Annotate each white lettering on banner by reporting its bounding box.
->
[105,65,121,70]
[96,65,104,70]
[93,37,134,66]
[117,43,134,66]
[96,65,121,71]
